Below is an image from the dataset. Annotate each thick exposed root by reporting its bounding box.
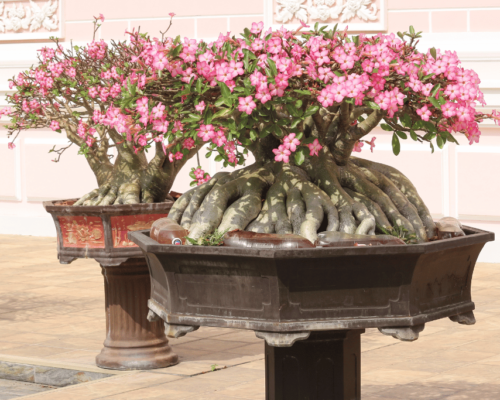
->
[246,165,339,243]
[187,166,275,239]
[74,182,142,206]
[164,157,435,245]
[350,157,437,238]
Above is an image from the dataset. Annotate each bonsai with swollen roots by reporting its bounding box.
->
[4,19,498,244]
[3,15,201,206]
[163,23,498,244]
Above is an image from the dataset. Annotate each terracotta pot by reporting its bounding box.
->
[130,226,494,399]
[44,199,178,370]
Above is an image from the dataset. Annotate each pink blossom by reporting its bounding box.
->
[250,21,264,34]
[136,97,149,114]
[197,124,215,141]
[416,105,432,121]
[212,130,227,147]
[195,101,206,112]
[97,14,105,22]
[368,137,376,153]
[183,138,195,150]
[50,120,60,131]
[441,102,456,118]
[174,152,183,160]
[238,96,256,115]
[283,133,301,152]
[169,12,175,17]
[7,142,15,150]
[272,145,291,163]
[137,135,147,147]
[307,139,322,156]
[151,104,165,119]
[353,141,364,152]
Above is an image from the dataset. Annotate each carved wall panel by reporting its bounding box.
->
[0,0,62,41]
[267,0,386,32]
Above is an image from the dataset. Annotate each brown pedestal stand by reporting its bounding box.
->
[265,330,363,400]
[95,258,178,370]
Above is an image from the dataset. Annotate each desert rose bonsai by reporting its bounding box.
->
[3,15,201,206]
[3,20,498,244]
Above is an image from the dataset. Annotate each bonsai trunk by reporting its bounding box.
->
[75,141,200,206]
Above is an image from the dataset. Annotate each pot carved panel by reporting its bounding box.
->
[110,214,168,248]
[58,216,105,248]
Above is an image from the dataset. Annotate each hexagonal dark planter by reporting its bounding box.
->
[44,199,178,370]
[130,226,493,399]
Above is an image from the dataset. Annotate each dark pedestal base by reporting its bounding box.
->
[96,258,178,370]
[265,330,364,400]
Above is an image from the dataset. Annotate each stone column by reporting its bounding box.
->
[95,258,178,370]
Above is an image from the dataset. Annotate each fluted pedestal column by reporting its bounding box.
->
[96,258,178,370]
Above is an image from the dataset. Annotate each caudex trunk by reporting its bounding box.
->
[170,145,436,245]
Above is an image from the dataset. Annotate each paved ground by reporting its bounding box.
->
[0,234,500,399]
[0,378,55,399]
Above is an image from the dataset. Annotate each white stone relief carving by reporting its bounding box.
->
[275,0,378,24]
[275,0,308,23]
[0,0,58,33]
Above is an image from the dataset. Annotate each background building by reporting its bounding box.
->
[1,0,499,261]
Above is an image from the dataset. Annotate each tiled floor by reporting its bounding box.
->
[0,234,500,399]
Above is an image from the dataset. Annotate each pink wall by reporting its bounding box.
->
[1,0,499,261]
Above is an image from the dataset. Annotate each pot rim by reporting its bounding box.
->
[43,198,174,215]
[128,225,494,259]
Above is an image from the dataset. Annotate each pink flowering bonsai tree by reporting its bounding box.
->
[3,16,202,205]
[3,19,499,243]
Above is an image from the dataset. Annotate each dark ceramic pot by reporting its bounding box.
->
[44,199,178,370]
[130,226,494,399]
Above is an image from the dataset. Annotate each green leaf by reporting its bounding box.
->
[217,81,231,99]
[195,79,202,93]
[333,70,344,77]
[214,155,223,162]
[430,47,437,60]
[429,97,441,109]
[423,121,437,133]
[169,45,183,58]
[380,123,393,132]
[294,89,311,96]
[410,130,418,141]
[368,101,380,110]
[422,73,434,81]
[249,129,258,141]
[294,149,306,166]
[396,131,408,139]
[260,125,272,138]
[304,105,320,117]
[436,134,444,149]
[392,133,401,156]
[400,113,412,128]
[212,108,232,120]
[442,131,459,144]
[430,142,435,153]
[409,25,415,35]
[286,103,301,118]
[430,83,441,98]
[290,118,302,129]
[267,59,278,77]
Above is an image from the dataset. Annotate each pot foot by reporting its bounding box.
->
[255,331,310,347]
[164,323,200,338]
[378,324,425,342]
[450,311,476,325]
